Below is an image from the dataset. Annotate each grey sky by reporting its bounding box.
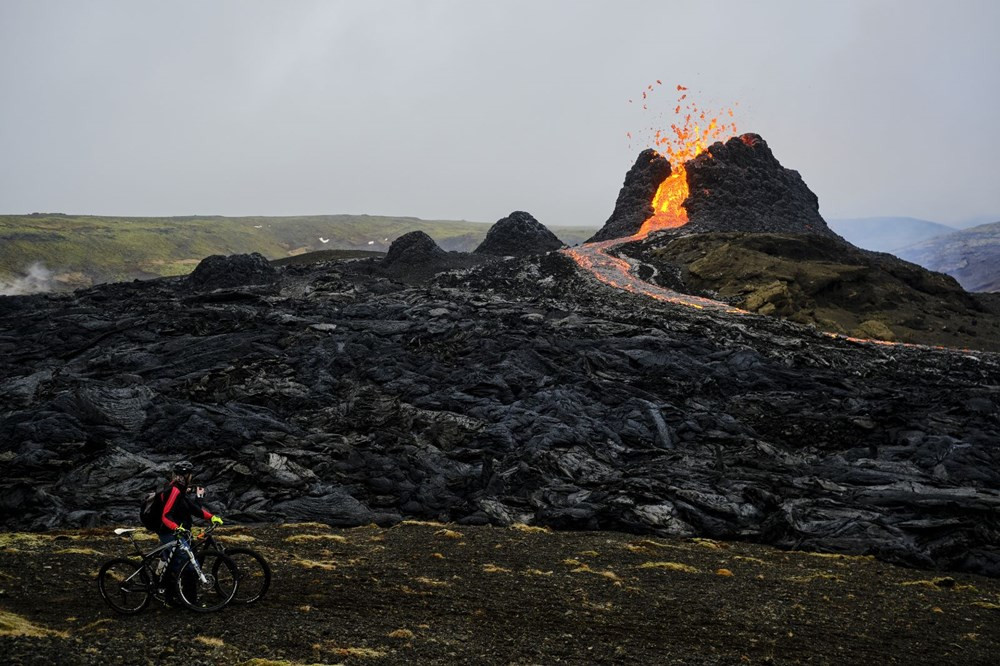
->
[1,0,997,226]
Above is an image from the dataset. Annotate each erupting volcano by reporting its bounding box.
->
[569,84,843,313]
[639,85,738,236]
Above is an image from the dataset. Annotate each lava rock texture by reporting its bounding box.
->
[474,211,564,257]
[186,252,278,291]
[589,134,842,242]
[588,149,672,242]
[684,134,838,237]
[2,250,999,577]
[358,230,491,284]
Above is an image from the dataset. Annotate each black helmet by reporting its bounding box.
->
[173,460,195,476]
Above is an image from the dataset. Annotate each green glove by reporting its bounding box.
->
[173,525,188,536]
[211,515,224,526]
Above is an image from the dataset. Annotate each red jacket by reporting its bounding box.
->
[160,481,213,533]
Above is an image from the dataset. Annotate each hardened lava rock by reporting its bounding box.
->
[186,252,277,290]
[588,149,672,242]
[589,134,842,242]
[683,133,838,237]
[473,211,564,257]
[383,230,447,268]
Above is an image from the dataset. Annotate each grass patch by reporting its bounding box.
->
[690,538,727,550]
[482,563,511,574]
[0,533,83,550]
[414,576,449,587]
[801,551,874,562]
[292,557,337,571]
[280,522,330,530]
[399,520,444,527]
[313,643,388,659]
[0,609,68,638]
[789,573,843,584]
[284,534,347,544]
[638,561,700,574]
[511,523,549,533]
[195,635,225,648]
[54,547,104,556]
[732,555,767,565]
[434,529,463,540]
[388,629,415,640]
[570,564,622,583]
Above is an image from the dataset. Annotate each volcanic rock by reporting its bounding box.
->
[588,149,672,242]
[683,134,837,237]
[383,230,447,268]
[3,239,1000,577]
[186,252,277,290]
[366,230,492,284]
[473,211,564,257]
[589,135,842,242]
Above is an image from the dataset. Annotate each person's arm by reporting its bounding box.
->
[161,486,182,531]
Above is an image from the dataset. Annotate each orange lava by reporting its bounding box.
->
[636,84,739,237]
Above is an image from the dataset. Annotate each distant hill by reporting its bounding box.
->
[895,221,1000,292]
[0,213,596,293]
[827,217,956,253]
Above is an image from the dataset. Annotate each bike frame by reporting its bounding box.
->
[116,528,214,586]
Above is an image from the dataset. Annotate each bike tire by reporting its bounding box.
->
[97,558,152,615]
[175,551,238,612]
[215,547,271,605]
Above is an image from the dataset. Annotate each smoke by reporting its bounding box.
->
[0,262,54,296]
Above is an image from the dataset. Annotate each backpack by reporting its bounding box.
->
[139,488,166,532]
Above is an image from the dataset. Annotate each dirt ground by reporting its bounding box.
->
[1,523,999,665]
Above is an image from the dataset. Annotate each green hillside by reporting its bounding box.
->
[0,213,596,290]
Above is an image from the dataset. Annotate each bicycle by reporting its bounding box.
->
[97,524,239,614]
[192,527,271,605]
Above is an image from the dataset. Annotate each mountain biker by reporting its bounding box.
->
[158,460,223,600]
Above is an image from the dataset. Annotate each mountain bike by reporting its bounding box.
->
[191,527,271,605]
[97,524,238,614]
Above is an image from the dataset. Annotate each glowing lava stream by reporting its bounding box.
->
[561,233,746,314]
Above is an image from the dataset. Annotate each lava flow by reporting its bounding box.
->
[565,84,742,313]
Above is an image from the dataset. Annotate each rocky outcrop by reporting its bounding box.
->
[589,135,842,242]
[382,231,447,268]
[684,134,837,237]
[473,211,564,257]
[2,253,1000,577]
[186,252,277,290]
[370,230,491,283]
[588,149,672,242]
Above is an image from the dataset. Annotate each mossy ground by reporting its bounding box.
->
[1,523,999,664]
[642,232,1000,352]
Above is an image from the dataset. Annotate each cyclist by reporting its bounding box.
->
[158,460,224,601]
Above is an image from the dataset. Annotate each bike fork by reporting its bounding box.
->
[179,541,209,584]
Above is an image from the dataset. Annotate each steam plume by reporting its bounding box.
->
[0,262,54,296]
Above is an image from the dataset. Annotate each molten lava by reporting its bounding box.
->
[637,84,739,237]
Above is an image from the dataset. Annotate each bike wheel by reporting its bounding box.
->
[97,558,152,614]
[216,547,271,605]
[175,551,238,612]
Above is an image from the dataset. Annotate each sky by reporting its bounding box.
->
[1,0,998,227]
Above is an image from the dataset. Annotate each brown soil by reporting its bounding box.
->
[2,524,999,665]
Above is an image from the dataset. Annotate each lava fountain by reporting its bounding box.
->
[563,84,742,313]
[639,85,738,236]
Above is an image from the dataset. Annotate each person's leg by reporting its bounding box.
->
[157,533,181,602]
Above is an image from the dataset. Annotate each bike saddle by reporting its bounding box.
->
[114,528,143,535]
